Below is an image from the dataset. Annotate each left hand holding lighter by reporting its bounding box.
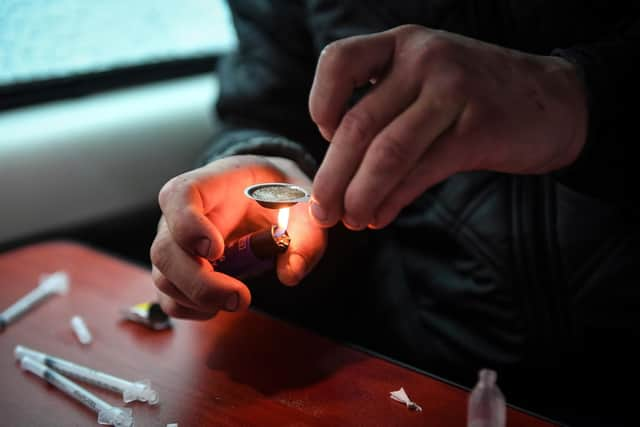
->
[150,155,327,320]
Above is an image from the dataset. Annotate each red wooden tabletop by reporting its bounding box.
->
[0,241,558,426]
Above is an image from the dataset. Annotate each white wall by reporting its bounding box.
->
[0,74,219,244]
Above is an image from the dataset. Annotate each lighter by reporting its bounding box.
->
[212,183,309,279]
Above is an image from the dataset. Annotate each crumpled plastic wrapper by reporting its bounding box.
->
[390,387,422,412]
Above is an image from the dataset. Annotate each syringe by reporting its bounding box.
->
[0,271,69,331]
[19,356,134,427]
[15,345,159,404]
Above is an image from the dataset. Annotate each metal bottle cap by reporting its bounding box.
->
[244,183,310,209]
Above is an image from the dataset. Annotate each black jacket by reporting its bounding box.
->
[204,1,639,423]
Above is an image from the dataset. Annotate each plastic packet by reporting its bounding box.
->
[121,302,172,330]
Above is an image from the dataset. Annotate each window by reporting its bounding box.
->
[0,0,236,109]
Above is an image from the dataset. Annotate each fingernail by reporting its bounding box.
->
[368,216,383,230]
[310,201,328,223]
[343,216,364,230]
[224,293,238,312]
[196,238,211,259]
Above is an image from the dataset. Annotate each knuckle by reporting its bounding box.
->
[311,173,345,221]
[320,39,352,73]
[154,278,174,296]
[308,99,325,128]
[311,170,344,214]
[371,134,412,173]
[311,186,332,208]
[185,275,205,303]
[411,36,461,76]
[151,270,172,294]
[159,299,182,318]
[394,24,424,35]
[344,187,370,220]
[309,96,335,133]
[186,275,215,306]
[339,108,376,145]
[311,167,334,201]
[158,177,178,210]
[158,175,182,210]
[421,34,456,60]
[309,91,330,129]
[158,174,196,211]
[171,206,201,241]
[443,66,469,96]
[422,66,468,112]
[150,235,171,273]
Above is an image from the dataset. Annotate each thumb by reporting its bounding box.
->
[276,204,327,286]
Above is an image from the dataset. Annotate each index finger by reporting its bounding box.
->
[308,31,396,140]
[158,171,227,261]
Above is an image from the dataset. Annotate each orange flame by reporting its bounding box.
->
[277,208,290,234]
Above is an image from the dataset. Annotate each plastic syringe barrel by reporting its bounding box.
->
[15,345,158,404]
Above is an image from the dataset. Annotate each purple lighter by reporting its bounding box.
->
[212,225,290,279]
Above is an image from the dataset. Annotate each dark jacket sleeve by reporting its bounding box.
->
[552,14,639,209]
[201,0,325,178]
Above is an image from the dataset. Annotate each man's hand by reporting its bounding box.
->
[150,155,327,319]
[308,24,588,230]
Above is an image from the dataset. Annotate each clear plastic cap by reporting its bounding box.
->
[70,315,92,345]
[20,356,47,378]
[478,369,497,387]
[97,406,133,427]
[123,379,159,405]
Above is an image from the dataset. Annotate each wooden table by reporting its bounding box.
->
[0,241,557,426]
